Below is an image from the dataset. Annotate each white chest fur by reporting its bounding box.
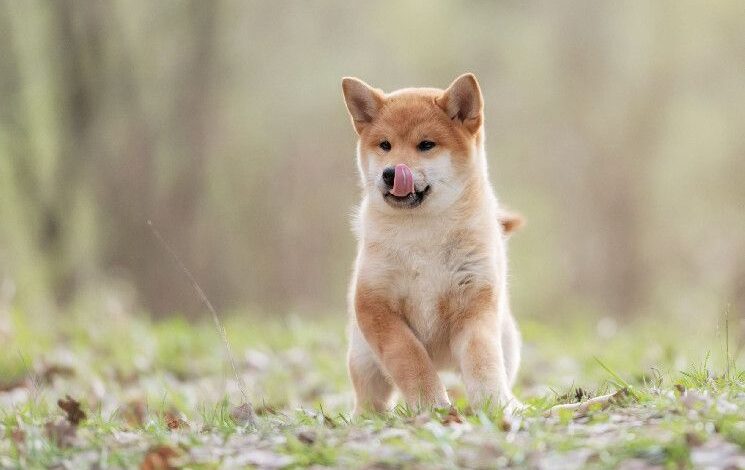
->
[358,210,502,347]
[387,234,452,345]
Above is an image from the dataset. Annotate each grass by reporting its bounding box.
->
[0,307,744,469]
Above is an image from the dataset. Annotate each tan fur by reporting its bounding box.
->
[342,74,522,415]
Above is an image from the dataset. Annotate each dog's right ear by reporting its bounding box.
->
[342,77,384,134]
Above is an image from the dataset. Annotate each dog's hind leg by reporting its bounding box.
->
[501,310,521,387]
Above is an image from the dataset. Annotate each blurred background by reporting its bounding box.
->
[0,0,743,332]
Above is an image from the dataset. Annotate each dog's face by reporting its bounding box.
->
[342,74,484,214]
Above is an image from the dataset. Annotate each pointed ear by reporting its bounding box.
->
[342,77,384,134]
[436,73,483,134]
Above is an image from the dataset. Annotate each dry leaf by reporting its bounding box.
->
[58,395,86,425]
[11,428,26,445]
[41,364,75,383]
[442,406,464,425]
[114,369,140,386]
[230,403,256,426]
[164,411,189,430]
[499,417,512,432]
[45,420,77,448]
[255,403,279,416]
[140,445,180,470]
[0,377,28,392]
[685,431,704,447]
[297,430,316,444]
[122,400,147,428]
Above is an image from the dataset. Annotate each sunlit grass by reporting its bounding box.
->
[0,309,743,468]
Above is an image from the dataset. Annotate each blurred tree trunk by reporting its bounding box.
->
[102,0,220,316]
[1,1,105,308]
[551,2,672,317]
[3,1,221,315]
[47,0,105,304]
[0,6,58,314]
[153,0,219,315]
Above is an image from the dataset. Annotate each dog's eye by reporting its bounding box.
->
[417,140,436,151]
[379,140,391,151]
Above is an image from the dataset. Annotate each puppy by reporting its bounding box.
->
[342,74,522,415]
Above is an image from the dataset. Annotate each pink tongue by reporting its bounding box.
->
[391,164,414,197]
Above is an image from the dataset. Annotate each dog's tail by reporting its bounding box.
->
[498,209,525,236]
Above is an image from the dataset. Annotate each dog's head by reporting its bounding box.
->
[342,74,485,213]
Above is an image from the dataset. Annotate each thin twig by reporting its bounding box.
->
[725,304,730,381]
[546,388,630,418]
[147,220,255,425]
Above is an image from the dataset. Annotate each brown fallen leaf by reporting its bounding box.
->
[140,445,181,470]
[685,431,704,447]
[58,395,86,425]
[122,400,147,428]
[230,402,256,426]
[114,369,141,386]
[45,420,77,448]
[40,364,75,383]
[499,417,512,432]
[164,411,189,430]
[442,406,464,425]
[0,377,28,392]
[11,428,26,445]
[297,430,316,445]
[255,403,280,416]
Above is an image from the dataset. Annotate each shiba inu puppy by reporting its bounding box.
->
[342,73,522,415]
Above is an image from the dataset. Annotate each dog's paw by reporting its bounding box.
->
[472,394,525,416]
[503,398,526,416]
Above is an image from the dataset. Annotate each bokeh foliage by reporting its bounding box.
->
[0,0,743,323]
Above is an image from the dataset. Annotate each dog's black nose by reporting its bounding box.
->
[382,167,395,188]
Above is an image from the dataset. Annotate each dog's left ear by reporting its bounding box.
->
[436,73,483,134]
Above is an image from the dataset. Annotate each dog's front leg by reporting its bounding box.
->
[355,288,450,409]
[452,316,519,412]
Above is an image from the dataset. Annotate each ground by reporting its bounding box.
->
[0,309,743,469]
